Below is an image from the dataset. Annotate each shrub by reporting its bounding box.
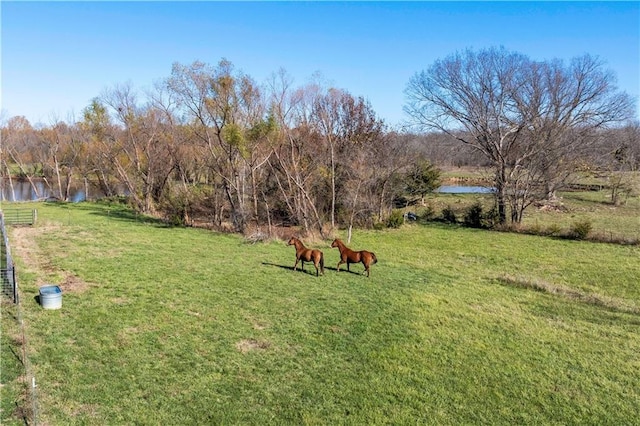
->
[527,221,543,235]
[483,206,500,229]
[421,204,436,221]
[386,209,405,228]
[463,202,484,228]
[373,222,386,231]
[545,224,562,237]
[569,220,593,240]
[441,206,457,224]
[158,185,207,227]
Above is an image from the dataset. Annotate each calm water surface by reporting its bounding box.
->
[2,179,91,202]
[437,185,495,194]
[3,180,495,202]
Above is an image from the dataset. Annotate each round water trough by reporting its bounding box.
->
[39,285,62,309]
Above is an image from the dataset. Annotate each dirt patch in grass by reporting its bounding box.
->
[60,272,90,293]
[236,339,271,354]
[10,225,90,293]
[10,225,59,273]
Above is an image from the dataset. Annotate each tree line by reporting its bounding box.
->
[1,48,638,234]
[2,60,433,236]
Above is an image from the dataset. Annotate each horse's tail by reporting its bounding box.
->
[320,251,325,275]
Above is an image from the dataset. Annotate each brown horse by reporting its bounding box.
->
[288,237,325,276]
[331,238,377,277]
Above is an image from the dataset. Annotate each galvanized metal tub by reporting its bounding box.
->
[39,285,62,309]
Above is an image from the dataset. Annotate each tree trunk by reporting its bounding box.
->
[495,166,508,225]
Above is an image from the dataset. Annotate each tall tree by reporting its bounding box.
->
[264,71,328,235]
[2,116,43,199]
[167,59,267,232]
[79,99,121,198]
[311,88,385,229]
[100,83,175,213]
[405,47,529,224]
[37,121,84,201]
[405,47,635,224]
[519,55,635,202]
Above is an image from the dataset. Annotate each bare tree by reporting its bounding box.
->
[370,132,414,222]
[311,88,385,229]
[405,47,635,224]
[518,55,635,202]
[2,116,44,199]
[264,71,328,235]
[146,80,215,225]
[37,121,84,201]
[99,83,176,213]
[405,47,530,224]
[598,123,640,205]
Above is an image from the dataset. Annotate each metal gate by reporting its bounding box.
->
[2,208,37,226]
[1,211,19,303]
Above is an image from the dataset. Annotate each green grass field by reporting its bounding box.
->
[2,200,640,424]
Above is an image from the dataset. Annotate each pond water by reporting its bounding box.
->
[2,179,91,202]
[437,185,495,194]
[2,180,495,202]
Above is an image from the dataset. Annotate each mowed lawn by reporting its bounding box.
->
[4,201,640,424]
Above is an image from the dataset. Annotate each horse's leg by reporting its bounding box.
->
[364,254,374,277]
[293,257,299,271]
[312,254,319,276]
[336,258,344,272]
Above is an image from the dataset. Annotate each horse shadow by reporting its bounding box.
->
[262,262,363,276]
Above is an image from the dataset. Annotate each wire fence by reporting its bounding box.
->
[1,209,39,425]
[1,208,38,303]
[1,212,18,303]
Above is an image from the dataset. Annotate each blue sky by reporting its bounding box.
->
[2,1,639,128]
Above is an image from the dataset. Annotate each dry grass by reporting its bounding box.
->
[10,224,92,294]
[496,274,640,316]
[235,339,272,354]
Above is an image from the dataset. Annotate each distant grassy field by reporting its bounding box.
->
[420,190,640,241]
[2,201,640,424]
[424,173,640,242]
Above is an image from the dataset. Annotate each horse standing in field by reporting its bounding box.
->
[330,239,378,277]
[287,237,325,276]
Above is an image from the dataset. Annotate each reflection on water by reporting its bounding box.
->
[2,180,495,201]
[2,179,89,202]
[437,185,495,194]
